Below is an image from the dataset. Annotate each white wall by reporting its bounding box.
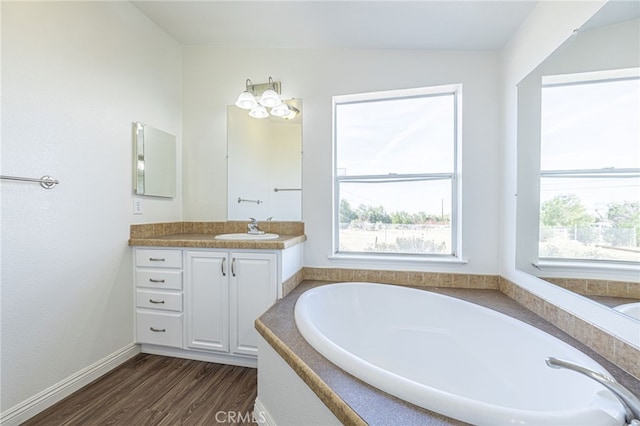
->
[182,47,501,274]
[498,1,640,347]
[1,1,181,413]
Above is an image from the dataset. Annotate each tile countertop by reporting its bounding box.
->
[128,233,306,250]
[256,280,640,426]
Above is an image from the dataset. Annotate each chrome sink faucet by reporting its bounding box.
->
[247,217,264,235]
[546,357,640,425]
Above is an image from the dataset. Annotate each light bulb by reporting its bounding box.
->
[249,104,269,119]
[259,89,282,108]
[270,103,290,117]
[235,91,256,110]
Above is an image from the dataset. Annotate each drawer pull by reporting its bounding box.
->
[149,299,165,304]
[149,278,165,283]
[221,257,227,276]
[150,327,166,333]
[231,257,236,277]
[149,257,166,262]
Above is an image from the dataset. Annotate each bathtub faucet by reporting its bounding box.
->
[546,357,640,426]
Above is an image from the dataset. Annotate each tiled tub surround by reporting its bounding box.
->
[302,267,499,289]
[542,277,640,300]
[283,268,497,299]
[256,280,640,426]
[499,277,640,380]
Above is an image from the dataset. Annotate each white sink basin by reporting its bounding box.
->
[214,233,279,241]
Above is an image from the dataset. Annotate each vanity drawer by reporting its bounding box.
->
[136,289,182,312]
[135,270,182,290]
[136,311,183,348]
[135,249,182,268]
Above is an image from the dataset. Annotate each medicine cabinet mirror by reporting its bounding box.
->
[133,122,177,198]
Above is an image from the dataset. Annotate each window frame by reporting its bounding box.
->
[537,68,640,266]
[331,84,463,261]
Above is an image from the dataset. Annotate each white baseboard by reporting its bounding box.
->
[254,398,276,426]
[140,344,257,368]
[0,343,140,426]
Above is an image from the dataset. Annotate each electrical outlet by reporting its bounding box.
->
[133,198,143,215]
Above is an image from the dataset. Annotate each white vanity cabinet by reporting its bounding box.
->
[133,243,300,367]
[185,250,277,358]
[134,248,183,348]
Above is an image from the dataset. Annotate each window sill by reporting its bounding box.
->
[533,259,640,277]
[329,253,468,266]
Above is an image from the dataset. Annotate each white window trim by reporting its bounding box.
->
[542,67,639,86]
[532,259,639,283]
[331,84,463,263]
[536,68,640,268]
[328,252,468,266]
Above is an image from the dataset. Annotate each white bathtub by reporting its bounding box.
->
[294,282,626,425]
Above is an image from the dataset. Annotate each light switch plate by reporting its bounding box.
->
[133,198,143,215]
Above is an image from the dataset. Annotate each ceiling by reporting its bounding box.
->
[580,0,640,32]
[131,1,538,50]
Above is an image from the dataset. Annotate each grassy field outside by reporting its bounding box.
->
[338,223,639,261]
[540,226,639,262]
[540,236,640,262]
[339,224,451,254]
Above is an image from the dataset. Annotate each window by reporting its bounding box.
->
[333,85,461,258]
[539,69,640,263]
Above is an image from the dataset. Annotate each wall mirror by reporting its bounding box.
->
[133,122,177,198]
[226,99,302,221]
[516,2,639,320]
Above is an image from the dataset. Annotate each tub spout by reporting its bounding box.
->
[546,356,640,425]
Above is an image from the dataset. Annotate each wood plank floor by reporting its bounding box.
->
[23,354,257,426]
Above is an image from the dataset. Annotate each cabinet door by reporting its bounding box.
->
[185,251,229,352]
[230,252,278,356]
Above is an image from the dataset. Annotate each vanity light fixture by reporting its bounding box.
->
[236,76,293,119]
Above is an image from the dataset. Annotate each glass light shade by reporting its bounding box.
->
[235,91,256,109]
[259,89,282,107]
[248,104,269,119]
[270,102,290,117]
[283,108,298,120]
